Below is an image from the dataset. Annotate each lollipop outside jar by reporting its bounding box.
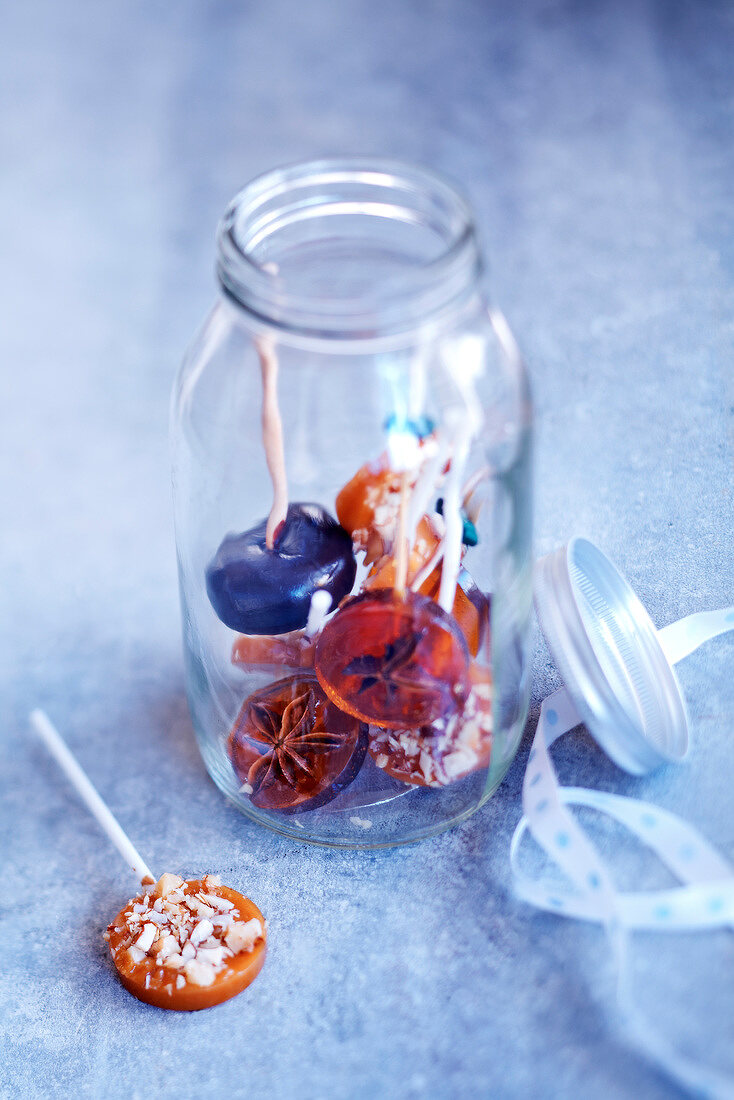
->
[171,159,533,847]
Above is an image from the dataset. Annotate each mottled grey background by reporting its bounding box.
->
[2,1,733,1097]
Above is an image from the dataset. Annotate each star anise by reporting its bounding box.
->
[244,686,345,796]
[342,628,428,701]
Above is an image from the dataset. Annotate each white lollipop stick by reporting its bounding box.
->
[305,589,332,637]
[257,333,289,550]
[31,709,156,886]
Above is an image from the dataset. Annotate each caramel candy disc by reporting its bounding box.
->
[105,875,266,1011]
[315,589,470,730]
[229,674,368,813]
[231,631,315,670]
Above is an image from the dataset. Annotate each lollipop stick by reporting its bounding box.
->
[394,472,411,599]
[31,709,156,886]
[257,334,289,550]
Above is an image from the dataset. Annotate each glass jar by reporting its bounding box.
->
[171,159,532,848]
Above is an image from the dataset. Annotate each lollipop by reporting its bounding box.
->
[231,630,315,671]
[229,674,368,813]
[315,589,471,729]
[105,875,266,1011]
[370,662,492,787]
[32,710,267,1011]
[336,453,404,564]
[206,502,355,635]
[206,335,355,635]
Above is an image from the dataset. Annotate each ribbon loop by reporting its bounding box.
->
[511,605,734,1095]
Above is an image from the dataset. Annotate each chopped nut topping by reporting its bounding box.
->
[134,923,157,953]
[109,879,263,992]
[196,946,228,967]
[155,873,185,898]
[190,919,214,946]
[161,954,186,970]
[184,959,216,987]
[225,919,262,955]
[188,897,217,918]
[198,893,235,911]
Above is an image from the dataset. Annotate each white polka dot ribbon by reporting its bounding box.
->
[511,607,734,1098]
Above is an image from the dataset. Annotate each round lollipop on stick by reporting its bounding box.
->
[205,323,356,637]
[31,709,267,1011]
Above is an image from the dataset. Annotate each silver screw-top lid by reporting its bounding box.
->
[534,538,689,775]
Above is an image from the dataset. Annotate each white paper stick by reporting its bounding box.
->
[407,434,449,546]
[437,421,471,612]
[257,334,289,550]
[31,709,155,885]
[305,590,332,637]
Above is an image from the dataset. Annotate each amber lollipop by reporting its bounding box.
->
[32,711,266,1011]
[229,674,368,813]
[315,589,470,729]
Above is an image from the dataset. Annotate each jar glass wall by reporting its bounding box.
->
[171,160,532,847]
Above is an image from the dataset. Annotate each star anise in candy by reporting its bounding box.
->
[343,629,427,701]
[228,675,368,814]
[246,687,344,794]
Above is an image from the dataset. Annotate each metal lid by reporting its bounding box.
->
[534,538,689,775]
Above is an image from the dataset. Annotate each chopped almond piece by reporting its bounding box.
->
[184,959,216,987]
[225,918,262,954]
[134,923,157,953]
[155,873,185,898]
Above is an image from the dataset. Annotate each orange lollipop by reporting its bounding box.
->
[231,630,315,670]
[106,875,266,1011]
[369,662,492,787]
[336,454,404,564]
[229,674,368,813]
[32,711,267,1012]
[315,588,470,729]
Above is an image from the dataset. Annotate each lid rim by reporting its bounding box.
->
[534,539,689,775]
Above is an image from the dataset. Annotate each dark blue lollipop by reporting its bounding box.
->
[206,502,357,635]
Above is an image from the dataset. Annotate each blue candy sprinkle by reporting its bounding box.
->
[725,611,734,623]
[588,873,601,889]
[548,897,564,908]
[653,904,672,919]
[707,897,725,914]
[547,709,558,726]
[556,832,570,848]
[535,799,549,813]
[678,844,696,862]
[529,773,542,787]
[640,813,657,828]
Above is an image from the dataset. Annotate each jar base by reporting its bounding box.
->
[193,703,528,849]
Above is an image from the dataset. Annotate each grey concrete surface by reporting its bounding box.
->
[1,1,733,1097]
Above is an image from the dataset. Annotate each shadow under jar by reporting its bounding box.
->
[171,159,533,848]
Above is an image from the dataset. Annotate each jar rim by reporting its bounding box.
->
[216,158,482,340]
